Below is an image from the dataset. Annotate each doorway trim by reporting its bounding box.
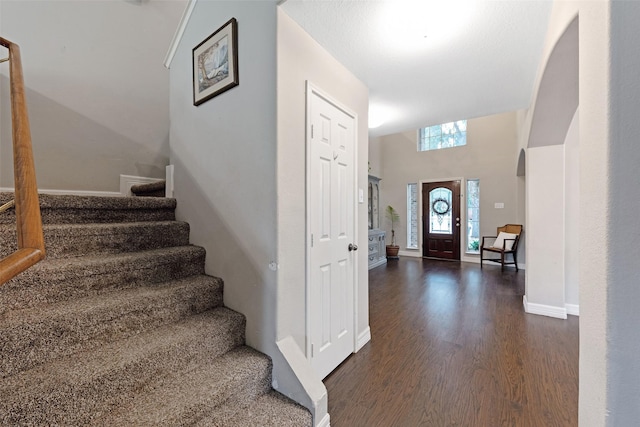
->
[304,81,359,367]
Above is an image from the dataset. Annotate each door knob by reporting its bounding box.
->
[348,243,358,251]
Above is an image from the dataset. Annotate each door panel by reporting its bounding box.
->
[423,181,461,260]
[309,89,356,379]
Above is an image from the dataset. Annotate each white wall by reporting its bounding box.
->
[525,144,565,316]
[378,112,522,265]
[277,9,370,423]
[564,109,579,309]
[0,0,185,191]
[368,135,383,177]
[522,0,640,423]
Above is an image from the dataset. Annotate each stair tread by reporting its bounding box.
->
[0,308,246,426]
[0,220,186,230]
[44,219,186,230]
[0,274,223,378]
[98,346,272,426]
[17,244,204,272]
[131,179,167,197]
[204,391,313,427]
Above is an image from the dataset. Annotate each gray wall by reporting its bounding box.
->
[169,0,278,358]
[169,5,370,423]
[378,111,523,265]
[0,0,185,191]
[606,1,640,423]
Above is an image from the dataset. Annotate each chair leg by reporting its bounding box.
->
[480,250,483,269]
[513,252,519,272]
[501,252,505,271]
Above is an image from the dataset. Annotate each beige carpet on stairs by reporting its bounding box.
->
[0,192,311,426]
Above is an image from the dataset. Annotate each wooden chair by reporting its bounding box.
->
[480,224,523,271]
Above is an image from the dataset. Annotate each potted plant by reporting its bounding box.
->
[385,205,400,259]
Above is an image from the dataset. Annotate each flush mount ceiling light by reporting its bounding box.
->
[380,0,476,50]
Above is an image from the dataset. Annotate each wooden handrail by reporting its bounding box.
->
[0,37,45,285]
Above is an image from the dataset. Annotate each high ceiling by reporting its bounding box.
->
[280,0,552,137]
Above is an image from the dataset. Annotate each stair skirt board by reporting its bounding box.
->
[0,193,311,426]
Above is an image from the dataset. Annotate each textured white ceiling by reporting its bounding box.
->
[280,0,552,137]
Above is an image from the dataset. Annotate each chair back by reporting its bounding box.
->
[497,224,523,251]
[498,224,522,235]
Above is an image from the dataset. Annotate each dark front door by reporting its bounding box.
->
[423,180,461,260]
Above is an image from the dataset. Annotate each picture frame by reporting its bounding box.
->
[192,18,239,106]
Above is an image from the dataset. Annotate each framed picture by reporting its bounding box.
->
[192,18,239,106]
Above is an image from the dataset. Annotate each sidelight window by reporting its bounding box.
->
[407,183,418,249]
[467,179,480,252]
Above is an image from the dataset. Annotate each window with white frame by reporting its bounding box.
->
[418,120,467,151]
[467,179,480,252]
[407,183,418,249]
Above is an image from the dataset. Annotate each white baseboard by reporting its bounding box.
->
[565,303,580,316]
[316,413,330,427]
[398,250,421,258]
[398,250,526,270]
[466,256,526,270]
[462,255,480,264]
[355,326,371,352]
[119,175,164,197]
[523,296,567,319]
[0,187,122,197]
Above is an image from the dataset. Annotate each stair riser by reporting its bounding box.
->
[196,369,274,427]
[98,348,273,426]
[191,365,272,427]
[0,222,190,259]
[0,207,176,225]
[0,248,206,313]
[0,310,246,426]
[0,193,177,225]
[0,279,223,378]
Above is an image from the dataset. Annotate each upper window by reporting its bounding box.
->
[418,120,467,151]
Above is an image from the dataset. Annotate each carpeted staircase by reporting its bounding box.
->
[0,193,311,426]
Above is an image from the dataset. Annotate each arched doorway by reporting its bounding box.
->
[524,16,578,318]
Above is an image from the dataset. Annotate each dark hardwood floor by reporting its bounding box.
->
[324,258,578,427]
